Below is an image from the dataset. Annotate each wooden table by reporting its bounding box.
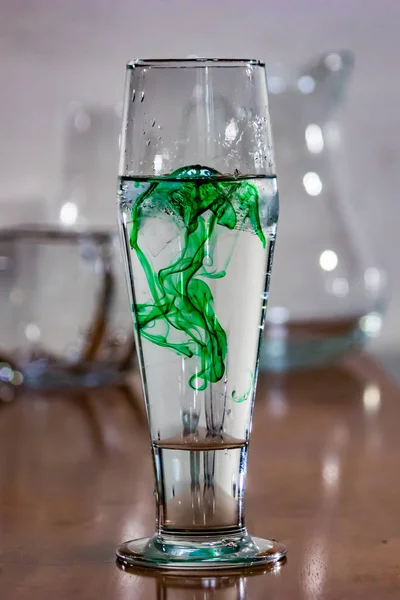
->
[0,356,399,599]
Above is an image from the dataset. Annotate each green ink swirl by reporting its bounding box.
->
[231,372,254,403]
[129,165,266,392]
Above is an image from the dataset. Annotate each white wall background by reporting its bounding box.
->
[0,0,399,352]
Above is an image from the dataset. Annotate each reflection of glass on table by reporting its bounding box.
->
[117,563,285,599]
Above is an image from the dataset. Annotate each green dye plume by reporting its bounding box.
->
[129,165,266,392]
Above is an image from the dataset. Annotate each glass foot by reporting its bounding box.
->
[116,531,286,571]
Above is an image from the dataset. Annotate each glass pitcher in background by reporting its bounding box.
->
[261,51,387,371]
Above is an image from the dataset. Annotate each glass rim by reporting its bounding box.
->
[126,58,265,69]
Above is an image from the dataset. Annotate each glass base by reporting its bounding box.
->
[116,531,286,571]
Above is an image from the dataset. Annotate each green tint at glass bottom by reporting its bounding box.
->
[116,531,286,571]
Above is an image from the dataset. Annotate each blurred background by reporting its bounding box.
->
[0,0,399,380]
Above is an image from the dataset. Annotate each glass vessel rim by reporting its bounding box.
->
[127,58,265,69]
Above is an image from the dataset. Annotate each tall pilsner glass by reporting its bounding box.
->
[116,58,286,570]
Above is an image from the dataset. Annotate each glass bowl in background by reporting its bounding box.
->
[0,227,134,399]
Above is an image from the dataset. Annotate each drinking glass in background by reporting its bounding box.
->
[0,227,134,401]
[262,50,388,371]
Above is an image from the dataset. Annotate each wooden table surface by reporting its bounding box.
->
[0,355,399,599]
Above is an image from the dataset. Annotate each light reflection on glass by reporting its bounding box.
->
[303,171,323,196]
[60,202,78,226]
[268,75,286,94]
[25,323,41,342]
[359,313,382,337]
[319,250,338,272]
[297,75,316,94]
[331,277,349,297]
[225,119,238,142]
[305,124,324,153]
[0,365,13,382]
[363,385,381,415]
[153,154,163,173]
[324,53,343,71]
